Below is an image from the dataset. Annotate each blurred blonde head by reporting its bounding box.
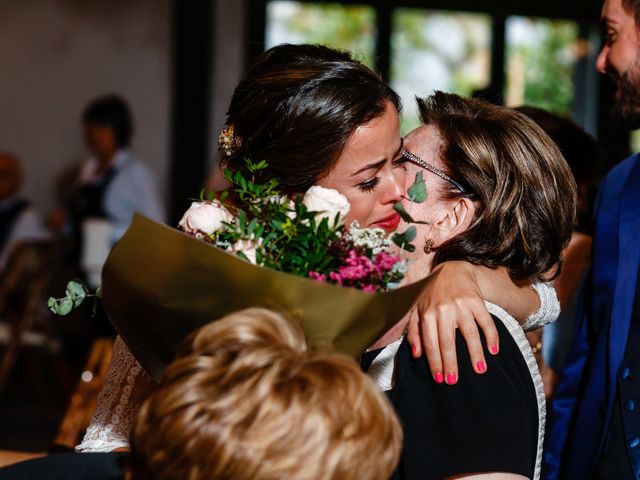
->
[130,307,402,480]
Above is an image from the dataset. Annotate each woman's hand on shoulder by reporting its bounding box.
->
[407,261,499,385]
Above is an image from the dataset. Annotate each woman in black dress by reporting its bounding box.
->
[364,92,576,480]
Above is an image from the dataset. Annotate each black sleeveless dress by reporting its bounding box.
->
[362,313,540,480]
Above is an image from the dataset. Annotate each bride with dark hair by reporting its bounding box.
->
[76,44,552,454]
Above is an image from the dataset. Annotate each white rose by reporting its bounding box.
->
[302,186,351,227]
[178,201,234,237]
[230,239,258,264]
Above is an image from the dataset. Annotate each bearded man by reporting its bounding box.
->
[545,0,640,477]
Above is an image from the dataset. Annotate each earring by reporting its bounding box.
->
[423,238,434,254]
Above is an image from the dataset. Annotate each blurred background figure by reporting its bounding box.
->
[516,106,601,398]
[0,153,49,272]
[48,95,165,288]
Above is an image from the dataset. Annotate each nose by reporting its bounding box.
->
[596,44,609,74]
[381,165,405,204]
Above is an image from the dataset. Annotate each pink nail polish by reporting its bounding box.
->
[446,373,457,385]
[411,344,418,357]
[434,373,444,384]
[476,361,487,373]
[490,344,499,355]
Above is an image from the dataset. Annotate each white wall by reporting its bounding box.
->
[0,0,249,213]
[0,0,172,213]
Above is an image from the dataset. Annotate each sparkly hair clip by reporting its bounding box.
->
[217,124,243,157]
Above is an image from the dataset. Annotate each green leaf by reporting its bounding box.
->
[391,226,417,251]
[238,211,247,231]
[65,281,87,302]
[391,233,416,253]
[56,298,74,316]
[393,202,414,223]
[247,218,258,235]
[270,219,282,231]
[220,190,229,202]
[407,171,427,203]
[402,226,417,242]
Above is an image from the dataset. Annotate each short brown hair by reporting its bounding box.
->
[130,308,402,480]
[224,44,401,193]
[418,92,576,280]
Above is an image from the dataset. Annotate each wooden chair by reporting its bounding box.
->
[0,240,73,397]
[52,337,114,451]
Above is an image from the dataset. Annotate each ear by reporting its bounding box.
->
[432,197,476,246]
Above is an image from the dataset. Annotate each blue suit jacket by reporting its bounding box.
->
[545,153,640,479]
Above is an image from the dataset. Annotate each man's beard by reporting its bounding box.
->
[610,57,640,128]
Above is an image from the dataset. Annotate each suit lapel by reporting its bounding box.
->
[608,156,640,395]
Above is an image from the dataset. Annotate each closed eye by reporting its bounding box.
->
[357,177,381,193]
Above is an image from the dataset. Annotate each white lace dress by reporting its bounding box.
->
[75,336,153,452]
[75,281,559,453]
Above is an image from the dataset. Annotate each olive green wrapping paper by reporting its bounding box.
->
[102,214,428,382]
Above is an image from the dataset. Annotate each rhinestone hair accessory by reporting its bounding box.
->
[217,124,242,157]
[401,148,466,193]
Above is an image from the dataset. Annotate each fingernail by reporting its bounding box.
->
[476,361,487,373]
[490,344,499,355]
[411,344,418,357]
[434,372,444,384]
[446,373,457,385]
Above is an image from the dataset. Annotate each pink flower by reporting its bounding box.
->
[361,284,377,293]
[337,250,380,281]
[374,251,401,271]
[309,271,327,282]
[329,271,344,285]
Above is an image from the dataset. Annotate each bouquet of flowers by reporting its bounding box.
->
[177,159,406,293]
[48,159,429,381]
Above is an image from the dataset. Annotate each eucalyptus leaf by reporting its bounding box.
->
[57,298,74,316]
[391,233,405,249]
[393,202,414,223]
[391,226,417,248]
[65,281,87,301]
[72,297,86,308]
[407,171,427,203]
[403,226,417,242]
